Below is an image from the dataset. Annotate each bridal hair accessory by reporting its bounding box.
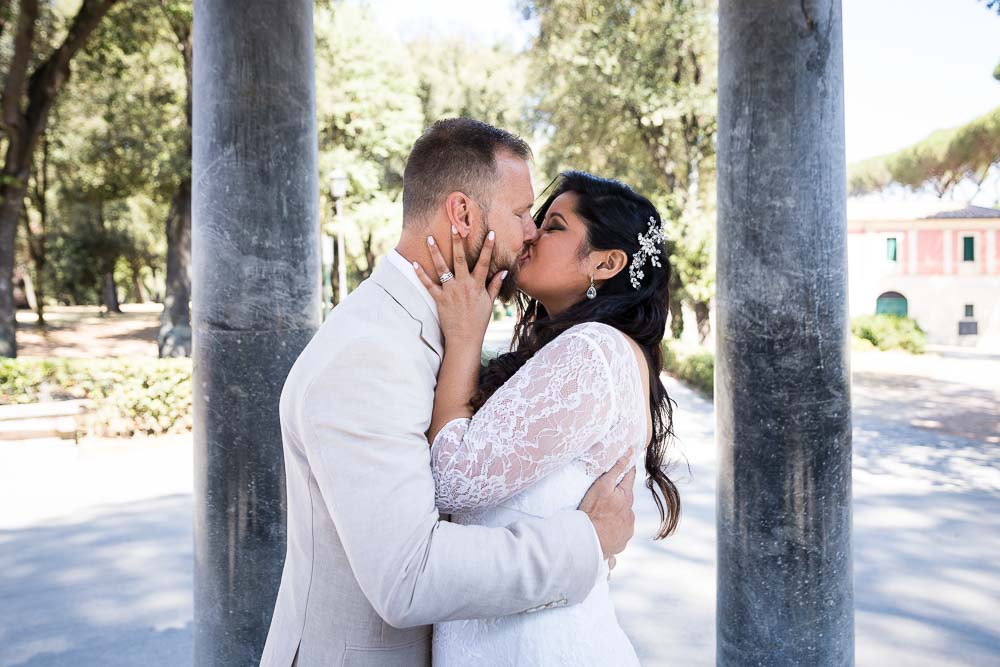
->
[628,216,665,290]
[439,271,455,285]
[586,274,597,299]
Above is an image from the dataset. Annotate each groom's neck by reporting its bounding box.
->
[396,218,452,278]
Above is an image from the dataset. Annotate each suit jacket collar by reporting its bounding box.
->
[371,258,444,360]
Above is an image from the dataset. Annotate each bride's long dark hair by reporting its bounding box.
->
[471,171,681,539]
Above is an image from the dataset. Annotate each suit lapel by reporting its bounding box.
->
[370,259,444,360]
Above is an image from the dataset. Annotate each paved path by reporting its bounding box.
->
[1,349,997,666]
[14,305,162,359]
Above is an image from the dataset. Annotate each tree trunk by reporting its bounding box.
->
[330,238,341,306]
[360,229,376,281]
[0,185,27,356]
[129,260,148,303]
[21,213,44,326]
[668,269,684,339]
[693,299,711,344]
[102,271,120,313]
[20,263,37,312]
[25,130,49,326]
[0,0,121,357]
[159,178,192,356]
[158,1,192,358]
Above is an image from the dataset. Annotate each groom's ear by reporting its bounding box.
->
[445,192,473,239]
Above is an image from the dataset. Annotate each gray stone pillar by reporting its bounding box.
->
[715,1,853,665]
[192,1,319,664]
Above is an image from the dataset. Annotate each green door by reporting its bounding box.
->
[876,293,908,317]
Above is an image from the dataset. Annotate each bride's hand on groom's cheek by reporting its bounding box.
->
[413,226,507,345]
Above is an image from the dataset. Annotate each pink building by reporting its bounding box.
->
[847,206,1000,349]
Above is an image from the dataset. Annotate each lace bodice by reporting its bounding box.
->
[429,322,648,666]
[431,321,649,515]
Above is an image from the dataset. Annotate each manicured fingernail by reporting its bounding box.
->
[451,225,458,235]
[488,230,495,241]
[412,261,420,270]
[427,236,435,246]
[501,270,509,279]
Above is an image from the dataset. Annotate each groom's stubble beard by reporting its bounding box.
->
[465,212,521,303]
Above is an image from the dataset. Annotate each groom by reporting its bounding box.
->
[260,118,637,666]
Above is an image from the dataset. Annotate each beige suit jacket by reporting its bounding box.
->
[259,257,602,667]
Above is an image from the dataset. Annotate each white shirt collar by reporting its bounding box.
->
[386,249,440,325]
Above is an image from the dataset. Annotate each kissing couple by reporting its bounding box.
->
[261,118,681,666]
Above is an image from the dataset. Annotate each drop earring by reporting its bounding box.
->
[586,274,597,300]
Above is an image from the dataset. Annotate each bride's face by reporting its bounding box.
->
[515,192,592,312]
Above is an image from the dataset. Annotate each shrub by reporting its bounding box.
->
[0,358,193,437]
[851,314,926,354]
[662,341,714,398]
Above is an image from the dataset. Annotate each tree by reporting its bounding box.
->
[23,0,184,314]
[314,4,423,300]
[154,0,191,357]
[523,0,718,341]
[848,106,1000,200]
[407,37,532,137]
[0,0,122,357]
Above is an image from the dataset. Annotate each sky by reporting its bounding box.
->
[364,0,1000,165]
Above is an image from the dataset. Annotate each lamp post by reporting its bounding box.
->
[329,168,349,305]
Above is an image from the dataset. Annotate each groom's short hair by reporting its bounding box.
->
[402,118,532,227]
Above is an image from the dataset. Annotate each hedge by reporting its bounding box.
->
[662,341,714,398]
[851,314,927,354]
[0,357,192,437]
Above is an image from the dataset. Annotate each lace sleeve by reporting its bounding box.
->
[430,325,631,513]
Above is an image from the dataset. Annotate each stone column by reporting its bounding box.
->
[716,1,853,665]
[192,1,319,664]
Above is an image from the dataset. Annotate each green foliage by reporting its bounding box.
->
[522,0,718,335]
[0,357,192,436]
[16,0,719,328]
[524,0,716,200]
[408,38,532,135]
[21,0,188,307]
[661,341,714,397]
[313,4,537,289]
[848,106,1000,197]
[851,314,927,354]
[314,4,423,286]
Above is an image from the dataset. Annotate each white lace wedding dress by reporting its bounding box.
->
[430,321,648,666]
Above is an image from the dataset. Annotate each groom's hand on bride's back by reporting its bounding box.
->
[578,451,637,560]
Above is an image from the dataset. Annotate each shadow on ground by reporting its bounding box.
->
[850,392,1000,666]
[1,357,997,666]
[0,495,193,667]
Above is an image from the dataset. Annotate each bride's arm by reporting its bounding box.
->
[414,231,635,515]
[412,226,506,443]
[430,326,631,514]
[426,321,486,443]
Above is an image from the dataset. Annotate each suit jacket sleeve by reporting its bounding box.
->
[295,335,603,629]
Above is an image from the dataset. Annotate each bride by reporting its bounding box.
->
[412,170,682,665]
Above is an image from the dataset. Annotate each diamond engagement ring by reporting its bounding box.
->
[439,271,455,285]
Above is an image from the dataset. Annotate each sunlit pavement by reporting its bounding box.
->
[1,347,997,666]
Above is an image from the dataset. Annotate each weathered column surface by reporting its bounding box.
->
[716,1,853,665]
[192,1,319,664]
